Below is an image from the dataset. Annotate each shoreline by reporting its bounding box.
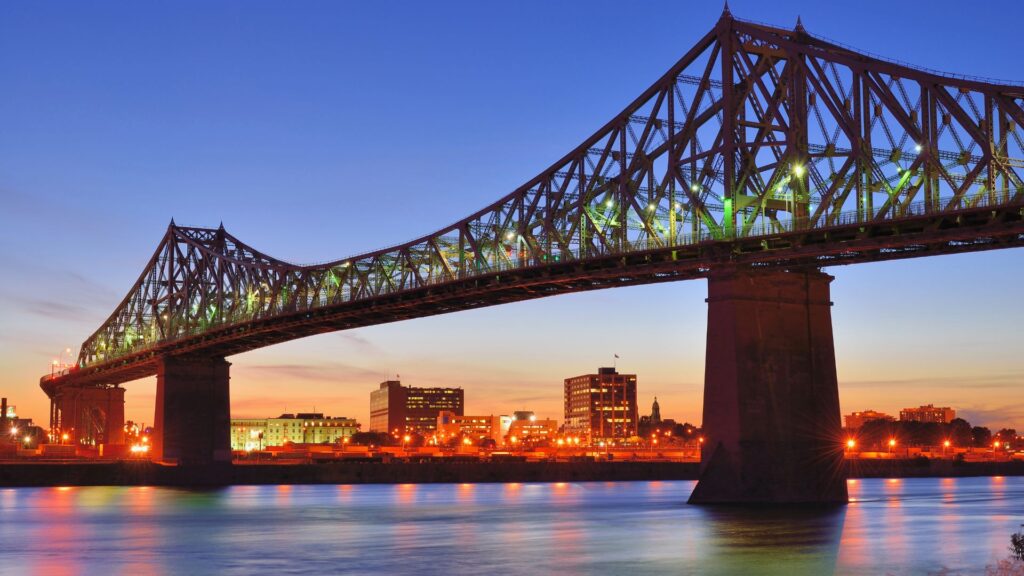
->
[0,459,1022,487]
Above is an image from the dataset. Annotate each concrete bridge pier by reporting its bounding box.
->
[153,356,231,465]
[689,267,848,505]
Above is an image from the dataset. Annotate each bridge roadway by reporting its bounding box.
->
[41,200,1023,391]
[38,9,1024,504]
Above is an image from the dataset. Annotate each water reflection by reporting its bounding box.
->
[0,478,1019,575]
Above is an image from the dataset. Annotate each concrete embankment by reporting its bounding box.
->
[0,459,1021,487]
[0,461,698,487]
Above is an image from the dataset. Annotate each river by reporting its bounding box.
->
[0,477,1021,575]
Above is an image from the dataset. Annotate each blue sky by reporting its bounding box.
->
[1,0,1022,430]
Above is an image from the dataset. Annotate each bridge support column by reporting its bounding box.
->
[153,356,231,465]
[689,268,847,505]
[52,385,125,447]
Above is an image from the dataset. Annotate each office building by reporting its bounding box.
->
[436,411,504,443]
[844,409,895,429]
[230,413,359,451]
[507,417,558,443]
[899,404,956,424]
[370,380,464,434]
[564,367,638,441]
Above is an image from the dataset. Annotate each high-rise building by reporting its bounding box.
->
[230,413,359,451]
[564,367,638,441]
[899,404,956,424]
[844,410,895,429]
[369,380,464,434]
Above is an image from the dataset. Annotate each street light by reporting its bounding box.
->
[943,439,951,457]
[888,438,897,455]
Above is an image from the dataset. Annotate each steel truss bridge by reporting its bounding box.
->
[40,10,1023,499]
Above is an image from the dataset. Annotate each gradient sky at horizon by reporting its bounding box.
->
[1,0,1021,431]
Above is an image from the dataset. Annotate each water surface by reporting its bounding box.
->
[0,477,1020,575]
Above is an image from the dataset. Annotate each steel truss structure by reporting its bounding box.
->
[43,10,1024,392]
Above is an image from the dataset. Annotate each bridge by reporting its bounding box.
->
[41,9,1024,503]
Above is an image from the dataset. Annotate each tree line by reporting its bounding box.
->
[852,417,1017,449]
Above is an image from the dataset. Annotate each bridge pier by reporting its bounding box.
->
[689,268,847,505]
[51,385,125,447]
[153,356,231,465]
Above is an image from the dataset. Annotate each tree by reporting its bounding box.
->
[972,426,993,447]
[996,429,1018,450]
[1011,528,1024,561]
[949,418,974,447]
[349,431,392,446]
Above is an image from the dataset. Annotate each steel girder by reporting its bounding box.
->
[45,11,1024,390]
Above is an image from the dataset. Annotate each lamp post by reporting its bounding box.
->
[888,438,897,456]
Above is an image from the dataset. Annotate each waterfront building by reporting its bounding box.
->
[369,380,464,434]
[506,418,558,444]
[563,367,638,441]
[436,411,504,443]
[230,413,359,451]
[899,404,956,424]
[844,409,895,429]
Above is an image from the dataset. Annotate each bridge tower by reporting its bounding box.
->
[689,267,847,504]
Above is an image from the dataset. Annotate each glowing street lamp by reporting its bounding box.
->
[943,439,951,457]
[888,438,897,454]
[846,438,856,451]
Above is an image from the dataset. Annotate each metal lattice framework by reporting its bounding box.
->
[44,10,1024,391]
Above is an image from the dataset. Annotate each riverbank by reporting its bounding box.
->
[2,459,1024,487]
[0,460,696,487]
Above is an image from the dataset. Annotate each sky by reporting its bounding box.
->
[1,0,1022,432]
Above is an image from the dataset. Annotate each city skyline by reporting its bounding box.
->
[2,0,1023,433]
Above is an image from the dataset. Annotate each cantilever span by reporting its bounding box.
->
[40,12,1024,497]
[44,12,1024,391]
